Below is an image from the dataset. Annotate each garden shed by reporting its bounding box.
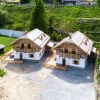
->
[0,44,5,53]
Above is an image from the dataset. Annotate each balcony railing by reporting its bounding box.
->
[57,52,86,59]
[16,48,33,53]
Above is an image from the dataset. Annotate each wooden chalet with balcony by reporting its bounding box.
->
[53,31,96,68]
[11,29,51,61]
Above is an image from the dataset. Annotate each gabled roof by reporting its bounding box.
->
[53,31,93,55]
[11,29,50,48]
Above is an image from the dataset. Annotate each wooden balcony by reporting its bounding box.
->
[57,53,86,59]
[16,48,33,53]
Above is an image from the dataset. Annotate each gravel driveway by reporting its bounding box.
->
[0,55,95,100]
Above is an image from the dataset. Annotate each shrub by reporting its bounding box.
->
[51,31,64,41]
[0,69,7,77]
[0,10,8,28]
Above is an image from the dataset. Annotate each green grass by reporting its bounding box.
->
[0,69,6,77]
[0,5,100,46]
[0,36,16,56]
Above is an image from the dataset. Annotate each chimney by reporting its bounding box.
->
[24,31,28,35]
[68,33,72,39]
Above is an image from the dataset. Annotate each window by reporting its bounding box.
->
[65,48,68,53]
[72,49,76,54]
[21,44,24,49]
[73,60,79,65]
[29,54,34,58]
[28,44,31,49]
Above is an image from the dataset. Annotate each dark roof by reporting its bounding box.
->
[0,44,5,49]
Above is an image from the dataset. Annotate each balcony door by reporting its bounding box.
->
[20,53,23,60]
[62,58,66,66]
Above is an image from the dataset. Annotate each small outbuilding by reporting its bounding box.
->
[0,44,5,53]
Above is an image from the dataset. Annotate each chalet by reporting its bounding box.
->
[11,29,51,61]
[0,44,5,53]
[53,31,96,68]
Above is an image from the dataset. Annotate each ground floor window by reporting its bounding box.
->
[73,60,79,65]
[29,54,34,58]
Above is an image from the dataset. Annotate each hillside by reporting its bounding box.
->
[0,5,100,46]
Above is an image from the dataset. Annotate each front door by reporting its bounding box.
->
[20,53,23,60]
[62,58,66,65]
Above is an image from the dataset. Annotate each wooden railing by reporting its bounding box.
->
[16,48,33,53]
[57,53,86,59]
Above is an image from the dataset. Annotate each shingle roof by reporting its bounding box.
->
[53,31,93,55]
[11,29,50,48]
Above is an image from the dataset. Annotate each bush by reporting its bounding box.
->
[0,69,7,77]
[51,31,64,41]
[0,10,8,28]
[12,23,24,31]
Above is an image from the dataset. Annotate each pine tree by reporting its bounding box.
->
[29,0,47,32]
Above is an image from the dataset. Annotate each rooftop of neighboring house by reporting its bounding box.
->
[53,31,94,55]
[11,28,50,48]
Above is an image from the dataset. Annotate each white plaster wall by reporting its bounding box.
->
[66,58,86,68]
[55,55,63,64]
[14,47,45,60]
[55,55,86,68]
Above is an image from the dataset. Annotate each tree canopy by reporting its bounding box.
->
[0,10,8,28]
[97,0,100,7]
[20,0,30,4]
[29,0,47,32]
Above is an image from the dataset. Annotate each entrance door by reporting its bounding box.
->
[62,58,66,65]
[20,53,23,60]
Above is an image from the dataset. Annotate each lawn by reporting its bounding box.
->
[0,36,16,56]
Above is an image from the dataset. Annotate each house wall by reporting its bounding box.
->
[55,55,87,68]
[6,0,20,3]
[13,39,41,52]
[14,47,45,60]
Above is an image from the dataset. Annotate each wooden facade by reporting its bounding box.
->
[56,43,86,59]
[13,39,41,53]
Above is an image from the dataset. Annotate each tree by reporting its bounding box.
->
[0,10,8,28]
[97,0,100,7]
[20,0,30,4]
[29,0,47,32]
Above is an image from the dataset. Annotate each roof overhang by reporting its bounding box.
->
[46,41,55,48]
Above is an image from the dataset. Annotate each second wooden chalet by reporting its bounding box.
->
[53,31,96,68]
[11,29,52,61]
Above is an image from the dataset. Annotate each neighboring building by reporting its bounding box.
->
[6,0,20,3]
[11,29,51,61]
[53,31,96,68]
[0,44,5,53]
[60,0,94,4]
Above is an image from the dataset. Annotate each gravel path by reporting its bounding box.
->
[0,55,95,100]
